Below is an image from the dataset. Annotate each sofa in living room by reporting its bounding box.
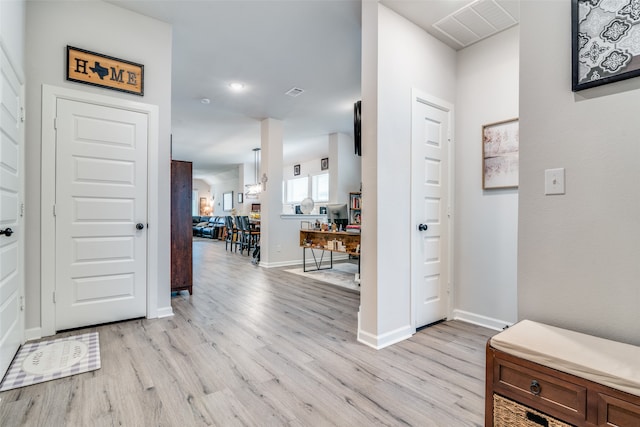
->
[192,216,225,239]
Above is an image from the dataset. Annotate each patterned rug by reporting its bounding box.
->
[0,332,100,392]
[285,262,360,292]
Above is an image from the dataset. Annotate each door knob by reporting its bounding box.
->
[0,228,13,237]
[136,223,145,230]
[418,224,428,231]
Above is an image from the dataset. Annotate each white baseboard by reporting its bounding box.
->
[357,323,414,350]
[155,306,174,318]
[259,260,300,268]
[452,309,513,331]
[24,327,42,342]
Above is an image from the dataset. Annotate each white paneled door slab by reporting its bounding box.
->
[411,92,452,330]
[55,99,148,330]
[0,46,25,378]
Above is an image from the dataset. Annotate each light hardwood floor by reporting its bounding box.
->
[0,238,497,426]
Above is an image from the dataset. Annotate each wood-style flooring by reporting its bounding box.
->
[0,238,497,426]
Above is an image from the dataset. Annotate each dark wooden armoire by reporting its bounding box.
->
[171,160,193,294]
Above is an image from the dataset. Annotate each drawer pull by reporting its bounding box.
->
[530,380,541,395]
[526,410,549,426]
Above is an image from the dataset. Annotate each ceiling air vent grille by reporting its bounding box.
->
[285,87,305,97]
[433,0,518,49]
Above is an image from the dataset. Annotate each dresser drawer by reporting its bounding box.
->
[597,393,640,427]
[493,358,587,422]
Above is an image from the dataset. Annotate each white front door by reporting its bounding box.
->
[0,47,25,377]
[411,91,452,329]
[55,98,148,330]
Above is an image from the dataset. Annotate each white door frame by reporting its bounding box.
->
[410,89,455,331]
[40,84,159,337]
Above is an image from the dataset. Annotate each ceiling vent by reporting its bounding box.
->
[285,87,305,97]
[433,0,518,49]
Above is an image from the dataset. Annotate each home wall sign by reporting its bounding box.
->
[572,0,640,91]
[67,46,144,96]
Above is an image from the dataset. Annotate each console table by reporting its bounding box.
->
[299,230,360,273]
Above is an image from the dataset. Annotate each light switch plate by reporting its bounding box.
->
[545,168,565,195]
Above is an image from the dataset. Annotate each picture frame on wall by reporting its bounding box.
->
[482,118,519,190]
[294,164,301,176]
[321,157,329,170]
[223,191,233,211]
[572,0,640,91]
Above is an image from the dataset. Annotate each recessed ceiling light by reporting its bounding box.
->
[200,98,211,104]
[229,82,245,91]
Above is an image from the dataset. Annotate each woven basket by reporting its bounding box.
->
[493,394,573,427]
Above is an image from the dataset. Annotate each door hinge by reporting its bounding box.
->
[19,296,24,311]
[20,107,25,123]
[53,204,56,216]
[53,291,56,303]
[20,203,25,217]
[54,117,57,130]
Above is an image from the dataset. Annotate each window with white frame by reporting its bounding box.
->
[283,173,330,205]
[285,176,309,204]
[311,173,329,202]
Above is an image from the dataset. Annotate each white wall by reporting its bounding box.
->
[329,132,361,205]
[192,179,212,215]
[25,1,172,330]
[212,177,240,215]
[453,26,519,329]
[519,0,640,345]
[359,3,457,348]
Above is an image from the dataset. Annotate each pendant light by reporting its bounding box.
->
[245,148,261,198]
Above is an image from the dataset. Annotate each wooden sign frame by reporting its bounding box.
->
[67,46,144,96]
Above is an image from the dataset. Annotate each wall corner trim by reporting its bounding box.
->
[24,328,42,342]
[357,323,414,350]
[155,306,174,319]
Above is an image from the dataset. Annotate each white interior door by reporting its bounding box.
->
[0,47,25,377]
[55,98,148,330]
[411,92,452,329]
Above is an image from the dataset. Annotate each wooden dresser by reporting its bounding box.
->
[170,160,192,294]
[486,321,640,426]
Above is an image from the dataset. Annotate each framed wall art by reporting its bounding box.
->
[482,118,519,190]
[572,0,640,91]
[294,164,301,176]
[223,191,233,211]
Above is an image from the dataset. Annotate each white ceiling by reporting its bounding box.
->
[108,0,518,182]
